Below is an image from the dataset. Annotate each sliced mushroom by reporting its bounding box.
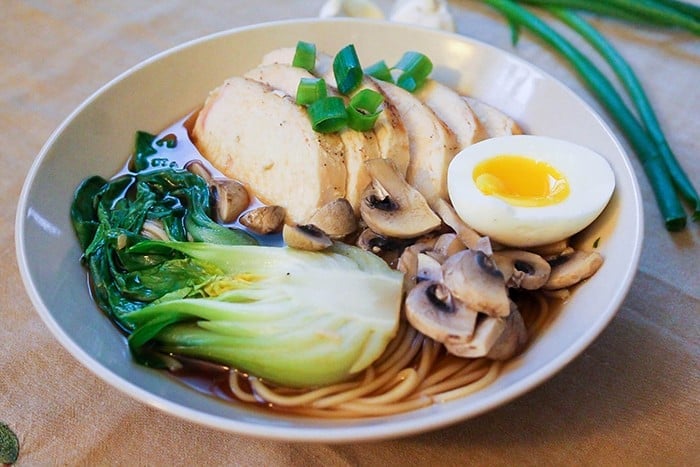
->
[397,240,441,290]
[492,250,551,290]
[360,158,441,239]
[307,198,358,239]
[185,160,214,183]
[544,250,604,290]
[282,223,332,251]
[212,179,250,224]
[430,198,488,252]
[526,239,570,259]
[445,314,507,358]
[486,303,528,360]
[239,205,285,235]
[405,281,479,345]
[417,253,443,283]
[430,232,466,262]
[442,249,510,317]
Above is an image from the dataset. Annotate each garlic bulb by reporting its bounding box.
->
[389,0,455,32]
[319,0,385,19]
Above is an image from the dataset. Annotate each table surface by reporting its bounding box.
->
[2,1,699,465]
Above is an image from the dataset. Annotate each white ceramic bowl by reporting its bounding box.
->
[16,18,643,442]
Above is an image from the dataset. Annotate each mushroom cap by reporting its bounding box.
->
[404,280,479,344]
[544,250,603,290]
[430,198,484,250]
[282,223,332,251]
[442,249,510,317]
[493,249,551,290]
[307,198,358,239]
[431,232,466,262]
[239,205,285,235]
[212,178,251,224]
[360,158,441,239]
[486,303,528,360]
[444,314,506,358]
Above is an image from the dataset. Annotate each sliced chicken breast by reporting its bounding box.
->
[372,78,460,203]
[244,63,381,213]
[414,79,486,149]
[192,76,346,224]
[262,47,410,177]
[463,96,523,137]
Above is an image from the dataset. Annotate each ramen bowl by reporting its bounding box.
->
[16,18,643,442]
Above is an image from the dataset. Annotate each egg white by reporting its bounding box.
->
[447,135,615,248]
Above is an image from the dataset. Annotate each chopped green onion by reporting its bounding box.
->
[347,89,384,131]
[333,44,364,95]
[296,77,328,106]
[392,51,433,92]
[364,60,394,83]
[307,96,348,133]
[292,41,317,71]
[482,0,688,230]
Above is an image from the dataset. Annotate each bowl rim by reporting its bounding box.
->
[15,17,644,442]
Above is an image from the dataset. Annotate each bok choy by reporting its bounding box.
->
[121,241,403,387]
[71,137,404,388]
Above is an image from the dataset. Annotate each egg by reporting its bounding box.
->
[447,135,615,248]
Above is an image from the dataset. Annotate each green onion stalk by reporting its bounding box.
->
[478,0,699,229]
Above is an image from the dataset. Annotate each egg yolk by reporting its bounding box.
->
[473,155,570,207]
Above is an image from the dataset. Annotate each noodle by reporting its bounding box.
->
[226,292,554,417]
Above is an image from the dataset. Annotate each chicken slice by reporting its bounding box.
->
[244,63,380,213]
[261,47,411,177]
[414,79,487,149]
[192,77,346,224]
[371,78,460,203]
[462,96,523,138]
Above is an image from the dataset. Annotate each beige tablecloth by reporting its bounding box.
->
[2,1,699,465]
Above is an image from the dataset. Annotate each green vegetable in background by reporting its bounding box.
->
[479,0,700,230]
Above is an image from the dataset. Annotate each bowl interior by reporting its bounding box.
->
[16,18,642,441]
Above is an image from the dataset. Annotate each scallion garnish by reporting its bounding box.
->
[296,77,328,106]
[392,51,433,92]
[333,44,364,95]
[347,89,384,131]
[307,96,349,133]
[292,40,317,71]
[364,60,394,83]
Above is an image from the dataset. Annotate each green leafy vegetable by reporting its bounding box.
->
[71,131,404,388]
[120,240,404,387]
[71,166,257,321]
[0,422,19,465]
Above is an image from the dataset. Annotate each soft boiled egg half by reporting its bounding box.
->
[447,135,615,248]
